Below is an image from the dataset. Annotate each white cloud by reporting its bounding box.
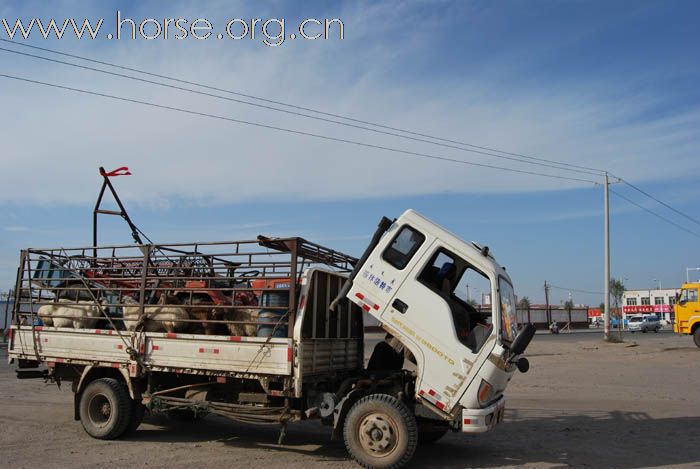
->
[0,1,699,207]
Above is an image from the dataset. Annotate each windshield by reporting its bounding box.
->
[499,277,518,342]
[629,317,642,323]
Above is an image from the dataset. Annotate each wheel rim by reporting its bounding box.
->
[88,394,112,427]
[358,412,399,458]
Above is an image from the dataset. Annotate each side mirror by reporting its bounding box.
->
[516,357,529,373]
[509,323,536,357]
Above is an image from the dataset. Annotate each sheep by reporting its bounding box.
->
[122,296,189,333]
[224,307,259,337]
[38,299,102,329]
[38,304,54,326]
[188,297,227,335]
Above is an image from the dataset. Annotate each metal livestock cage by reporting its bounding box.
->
[12,236,359,344]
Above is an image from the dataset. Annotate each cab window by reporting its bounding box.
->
[417,248,493,353]
[681,288,698,304]
[382,225,425,270]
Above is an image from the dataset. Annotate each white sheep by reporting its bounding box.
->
[122,296,189,333]
[38,299,102,329]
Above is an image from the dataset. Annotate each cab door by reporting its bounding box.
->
[389,244,497,411]
[378,241,495,411]
[676,287,699,333]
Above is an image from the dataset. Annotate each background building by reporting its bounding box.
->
[622,288,679,323]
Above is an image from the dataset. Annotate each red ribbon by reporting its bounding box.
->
[101,166,132,177]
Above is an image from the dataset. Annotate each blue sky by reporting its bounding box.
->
[1,1,699,305]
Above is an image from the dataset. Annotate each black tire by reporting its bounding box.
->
[79,378,131,440]
[343,394,418,469]
[693,328,700,348]
[654,327,659,333]
[642,328,648,333]
[125,400,146,434]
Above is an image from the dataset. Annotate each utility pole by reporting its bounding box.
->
[544,280,551,325]
[604,172,611,341]
[2,289,11,341]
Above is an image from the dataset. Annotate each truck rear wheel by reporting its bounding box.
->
[79,378,131,439]
[694,327,700,348]
[343,394,418,469]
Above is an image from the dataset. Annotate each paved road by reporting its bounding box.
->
[536,328,677,343]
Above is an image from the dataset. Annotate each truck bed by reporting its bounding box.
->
[9,325,293,377]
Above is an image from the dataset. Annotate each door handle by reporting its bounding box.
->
[392,298,408,313]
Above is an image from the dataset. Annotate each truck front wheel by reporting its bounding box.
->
[79,378,131,439]
[693,327,700,348]
[343,394,418,469]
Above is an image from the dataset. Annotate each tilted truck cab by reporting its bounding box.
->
[345,209,533,435]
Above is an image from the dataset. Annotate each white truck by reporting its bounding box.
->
[8,209,534,468]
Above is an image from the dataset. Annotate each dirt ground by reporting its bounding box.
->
[1,332,698,468]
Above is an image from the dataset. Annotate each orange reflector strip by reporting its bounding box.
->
[479,383,492,403]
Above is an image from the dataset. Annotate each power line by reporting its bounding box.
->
[0,72,600,185]
[0,38,606,176]
[548,284,603,295]
[0,45,602,177]
[609,188,700,239]
[612,175,700,227]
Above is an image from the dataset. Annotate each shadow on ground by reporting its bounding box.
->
[124,410,700,468]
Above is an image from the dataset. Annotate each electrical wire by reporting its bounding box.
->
[0,45,602,177]
[609,188,700,239]
[0,38,606,176]
[548,284,603,295]
[0,72,600,185]
[612,175,700,227]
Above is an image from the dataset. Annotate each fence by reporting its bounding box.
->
[516,306,589,329]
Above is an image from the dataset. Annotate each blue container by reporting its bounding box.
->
[257,311,288,337]
[256,290,289,337]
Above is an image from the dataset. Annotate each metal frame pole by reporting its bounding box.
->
[604,172,611,340]
[2,289,10,332]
